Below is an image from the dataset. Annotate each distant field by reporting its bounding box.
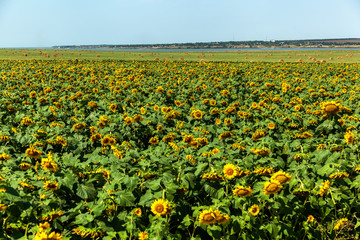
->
[0,48,360,63]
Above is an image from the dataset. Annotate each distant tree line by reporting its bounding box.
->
[53,38,360,49]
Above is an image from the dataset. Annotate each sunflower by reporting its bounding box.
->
[307,215,315,223]
[186,155,196,164]
[318,180,330,196]
[34,231,63,240]
[249,204,260,216]
[124,117,133,126]
[153,105,160,111]
[263,180,282,195]
[344,131,354,145]
[149,137,159,145]
[44,181,59,191]
[20,162,31,171]
[138,231,149,240]
[191,109,203,120]
[198,209,216,225]
[213,210,230,224]
[251,148,271,157]
[329,172,349,180]
[101,136,116,146]
[0,153,11,162]
[271,170,292,184]
[56,136,67,147]
[333,218,348,231]
[233,186,253,197]
[157,125,163,132]
[73,123,86,131]
[223,163,238,180]
[268,123,276,130]
[224,118,232,126]
[25,146,42,159]
[320,101,341,115]
[133,114,143,122]
[133,208,142,216]
[219,131,234,140]
[151,198,171,216]
[109,103,117,112]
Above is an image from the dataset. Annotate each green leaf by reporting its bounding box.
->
[207,225,222,239]
[76,183,97,200]
[115,191,135,206]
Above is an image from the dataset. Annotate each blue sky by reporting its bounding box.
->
[0,0,360,48]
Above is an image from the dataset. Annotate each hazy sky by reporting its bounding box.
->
[0,0,360,48]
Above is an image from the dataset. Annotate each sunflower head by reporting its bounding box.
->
[249,204,260,216]
[232,186,253,197]
[263,180,283,195]
[223,163,238,180]
[271,170,292,184]
[320,101,341,115]
[151,198,171,216]
[198,209,216,225]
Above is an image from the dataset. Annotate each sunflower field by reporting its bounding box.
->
[1,59,360,239]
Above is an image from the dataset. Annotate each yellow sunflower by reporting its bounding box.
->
[44,181,59,191]
[249,204,260,216]
[151,198,171,216]
[320,101,341,115]
[263,180,282,195]
[223,163,238,180]
[198,209,216,225]
[270,170,292,184]
[232,186,253,197]
[25,146,42,159]
[149,137,159,145]
[138,231,149,240]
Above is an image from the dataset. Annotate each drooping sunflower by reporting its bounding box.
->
[25,146,42,159]
[249,204,260,216]
[263,180,283,195]
[270,170,292,184]
[198,209,216,225]
[318,180,330,196]
[0,153,11,162]
[150,198,171,216]
[44,181,59,191]
[19,162,31,171]
[223,163,238,180]
[73,123,86,131]
[213,209,230,224]
[344,131,355,145]
[333,218,348,231]
[232,186,253,197]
